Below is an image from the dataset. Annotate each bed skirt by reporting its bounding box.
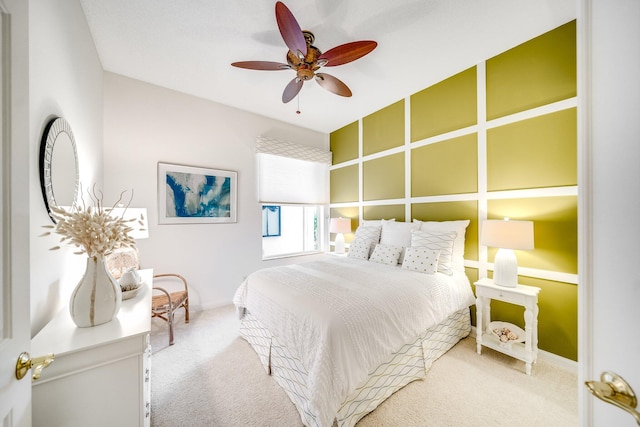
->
[239,308,471,427]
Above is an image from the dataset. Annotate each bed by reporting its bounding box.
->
[233,220,475,427]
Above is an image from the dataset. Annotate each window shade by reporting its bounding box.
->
[256,136,331,204]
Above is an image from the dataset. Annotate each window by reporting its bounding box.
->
[256,137,331,259]
[261,205,323,259]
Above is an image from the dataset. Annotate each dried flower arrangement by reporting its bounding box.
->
[41,186,145,258]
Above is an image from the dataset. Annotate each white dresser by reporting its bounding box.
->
[31,269,153,427]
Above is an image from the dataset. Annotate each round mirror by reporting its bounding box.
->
[39,117,79,223]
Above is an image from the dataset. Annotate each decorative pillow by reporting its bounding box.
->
[348,238,374,260]
[410,230,457,275]
[402,247,440,274]
[354,225,382,243]
[380,220,421,263]
[419,220,470,272]
[361,218,395,227]
[369,244,403,266]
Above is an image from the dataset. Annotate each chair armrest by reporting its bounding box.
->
[151,286,174,312]
[153,273,188,292]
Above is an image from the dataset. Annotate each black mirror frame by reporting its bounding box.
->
[39,117,79,223]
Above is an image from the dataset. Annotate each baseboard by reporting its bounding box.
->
[470,326,578,374]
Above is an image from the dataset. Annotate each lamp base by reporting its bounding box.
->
[493,248,518,287]
[335,233,345,254]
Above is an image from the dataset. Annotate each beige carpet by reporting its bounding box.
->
[150,305,578,427]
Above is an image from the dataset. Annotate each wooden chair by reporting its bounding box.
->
[151,273,190,346]
[106,248,189,345]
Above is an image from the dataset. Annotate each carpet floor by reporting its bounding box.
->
[150,305,578,427]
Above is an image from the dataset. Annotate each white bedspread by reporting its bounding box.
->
[233,255,475,427]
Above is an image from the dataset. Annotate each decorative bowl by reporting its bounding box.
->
[121,283,142,300]
[487,321,525,348]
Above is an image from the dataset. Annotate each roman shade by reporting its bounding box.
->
[256,136,332,204]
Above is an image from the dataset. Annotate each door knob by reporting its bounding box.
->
[585,371,640,425]
[15,352,55,381]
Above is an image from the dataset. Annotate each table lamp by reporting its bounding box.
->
[330,217,351,254]
[480,218,534,287]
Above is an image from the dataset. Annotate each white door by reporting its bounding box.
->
[579,0,640,425]
[0,1,32,425]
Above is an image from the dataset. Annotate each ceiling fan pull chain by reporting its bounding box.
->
[296,93,301,114]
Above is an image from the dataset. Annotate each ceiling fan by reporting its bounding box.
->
[231,1,377,104]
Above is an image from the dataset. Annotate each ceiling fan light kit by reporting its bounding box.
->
[231,1,377,105]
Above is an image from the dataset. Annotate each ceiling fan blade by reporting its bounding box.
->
[315,73,352,97]
[231,61,290,71]
[275,1,307,58]
[318,41,378,67]
[282,78,303,103]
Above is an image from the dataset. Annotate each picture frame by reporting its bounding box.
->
[262,205,281,237]
[158,162,237,224]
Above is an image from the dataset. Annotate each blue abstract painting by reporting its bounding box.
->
[158,163,237,224]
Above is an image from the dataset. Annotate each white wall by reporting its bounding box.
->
[29,0,104,335]
[103,73,328,311]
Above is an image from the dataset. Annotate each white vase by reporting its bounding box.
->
[69,255,122,327]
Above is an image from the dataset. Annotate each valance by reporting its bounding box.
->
[256,136,332,164]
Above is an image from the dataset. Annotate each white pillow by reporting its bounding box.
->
[369,244,403,266]
[419,220,470,272]
[361,218,395,227]
[354,225,382,243]
[402,247,440,274]
[348,238,373,260]
[380,220,421,263]
[410,230,457,275]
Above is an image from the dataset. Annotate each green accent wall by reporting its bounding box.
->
[486,20,577,120]
[329,21,578,361]
[363,100,405,156]
[412,134,478,196]
[411,66,478,141]
[363,205,406,223]
[330,121,359,164]
[487,108,577,191]
[363,153,405,201]
[330,164,358,203]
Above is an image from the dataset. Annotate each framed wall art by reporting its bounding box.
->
[158,162,237,224]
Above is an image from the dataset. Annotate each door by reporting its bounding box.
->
[579,0,640,425]
[0,1,32,425]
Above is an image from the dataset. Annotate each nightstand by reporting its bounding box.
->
[474,278,541,375]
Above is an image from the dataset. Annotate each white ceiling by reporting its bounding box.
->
[79,0,576,134]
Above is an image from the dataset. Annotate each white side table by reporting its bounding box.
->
[474,278,541,375]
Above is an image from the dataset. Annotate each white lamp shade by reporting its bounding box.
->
[480,220,534,250]
[330,218,351,234]
[109,207,149,240]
